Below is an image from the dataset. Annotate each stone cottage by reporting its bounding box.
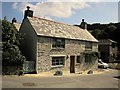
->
[19,7,99,74]
[99,39,118,63]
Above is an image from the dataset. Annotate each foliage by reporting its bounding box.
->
[91,29,101,39]
[88,22,120,51]
[2,18,26,66]
[82,51,99,70]
[83,51,100,58]
[2,66,24,75]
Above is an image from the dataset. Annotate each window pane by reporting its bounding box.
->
[56,62,59,65]
[112,43,115,48]
[85,42,92,49]
[52,62,55,65]
[56,39,62,42]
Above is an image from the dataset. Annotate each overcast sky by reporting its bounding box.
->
[1,0,119,25]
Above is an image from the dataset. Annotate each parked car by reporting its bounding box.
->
[98,59,109,69]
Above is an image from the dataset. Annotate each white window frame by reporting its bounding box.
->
[52,57,65,66]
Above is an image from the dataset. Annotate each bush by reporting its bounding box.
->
[15,70,24,76]
[2,66,24,75]
[2,18,26,67]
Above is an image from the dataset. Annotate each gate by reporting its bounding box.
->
[23,61,35,73]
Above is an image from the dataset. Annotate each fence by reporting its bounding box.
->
[23,61,35,73]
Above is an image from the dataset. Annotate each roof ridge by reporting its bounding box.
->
[31,16,78,28]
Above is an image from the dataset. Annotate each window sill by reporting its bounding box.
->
[76,63,81,64]
[51,65,64,68]
[52,48,65,50]
[85,49,92,51]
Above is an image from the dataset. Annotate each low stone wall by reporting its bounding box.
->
[108,63,120,69]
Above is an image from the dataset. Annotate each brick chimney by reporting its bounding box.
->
[80,19,87,30]
[12,18,17,24]
[24,6,33,19]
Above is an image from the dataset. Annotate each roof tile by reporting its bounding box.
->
[28,17,98,42]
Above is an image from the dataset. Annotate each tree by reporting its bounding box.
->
[98,30,110,39]
[2,18,26,66]
[104,25,117,38]
[113,25,120,49]
[91,29,101,39]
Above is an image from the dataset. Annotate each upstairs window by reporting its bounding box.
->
[85,42,92,50]
[52,38,65,48]
[112,43,116,48]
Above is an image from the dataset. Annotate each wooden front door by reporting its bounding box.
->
[70,56,75,73]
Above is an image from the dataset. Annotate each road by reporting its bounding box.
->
[2,69,120,88]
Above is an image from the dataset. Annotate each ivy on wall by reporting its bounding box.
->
[82,51,100,58]
[81,51,100,70]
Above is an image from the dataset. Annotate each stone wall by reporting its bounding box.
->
[20,18,37,62]
[108,63,120,69]
[109,45,118,62]
[98,44,118,63]
[36,36,98,73]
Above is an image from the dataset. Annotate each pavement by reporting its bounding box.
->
[23,69,105,77]
[2,69,120,88]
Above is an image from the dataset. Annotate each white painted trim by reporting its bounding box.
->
[50,55,66,57]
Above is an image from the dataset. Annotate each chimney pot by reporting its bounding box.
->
[12,18,17,24]
[80,19,87,30]
[24,6,33,19]
[27,6,30,10]
[82,19,84,22]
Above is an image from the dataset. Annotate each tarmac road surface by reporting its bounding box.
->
[2,69,120,88]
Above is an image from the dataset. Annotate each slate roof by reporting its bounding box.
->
[27,16,98,42]
[99,39,117,45]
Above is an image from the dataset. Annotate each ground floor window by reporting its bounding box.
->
[52,57,65,66]
[76,56,81,63]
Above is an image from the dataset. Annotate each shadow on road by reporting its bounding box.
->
[113,76,120,79]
